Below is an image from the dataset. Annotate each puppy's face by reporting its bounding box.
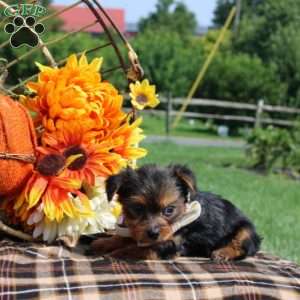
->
[106,164,197,247]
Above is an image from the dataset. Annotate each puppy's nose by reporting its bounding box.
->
[147,227,160,240]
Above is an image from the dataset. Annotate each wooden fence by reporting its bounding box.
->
[141,97,300,134]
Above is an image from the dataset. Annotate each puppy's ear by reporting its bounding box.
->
[168,164,197,200]
[105,167,135,201]
[106,173,123,202]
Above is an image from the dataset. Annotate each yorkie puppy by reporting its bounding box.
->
[91,164,261,261]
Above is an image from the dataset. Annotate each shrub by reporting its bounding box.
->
[246,123,300,174]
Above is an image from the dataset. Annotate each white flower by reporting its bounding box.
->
[28,178,118,243]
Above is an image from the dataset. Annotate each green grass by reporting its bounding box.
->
[141,114,243,141]
[140,142,300,264]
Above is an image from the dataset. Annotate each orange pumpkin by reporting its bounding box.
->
[0,95,37,197]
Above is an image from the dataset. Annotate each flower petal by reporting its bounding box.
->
[27,176,48,209]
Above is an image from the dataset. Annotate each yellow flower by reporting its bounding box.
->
[129,79,160,110]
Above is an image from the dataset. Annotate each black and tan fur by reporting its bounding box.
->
[91,164,261,261]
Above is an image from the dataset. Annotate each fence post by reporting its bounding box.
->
[255,99,264,129]
[165,93,172,136]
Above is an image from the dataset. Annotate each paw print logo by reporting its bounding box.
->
[4,16,45,48]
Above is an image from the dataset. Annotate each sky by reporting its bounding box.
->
[53,0,217,26]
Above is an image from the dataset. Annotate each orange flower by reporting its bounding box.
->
[41,127,125,185]
[108,117,147,161]
[13,169,92,223]
[22,54,110,133]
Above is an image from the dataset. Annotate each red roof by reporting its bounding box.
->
[52,5,125,33]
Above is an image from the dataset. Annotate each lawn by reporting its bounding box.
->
[141,114,244,141]
[140,141,300,263]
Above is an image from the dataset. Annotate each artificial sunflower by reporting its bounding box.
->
[129,79,160,110]
[108,117,147,162]
[41,127,125,185]
[28,179,117,242]
[13,166,92,223]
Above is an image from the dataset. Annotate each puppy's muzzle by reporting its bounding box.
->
[147,226,160,240]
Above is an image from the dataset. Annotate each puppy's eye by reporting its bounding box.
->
[130,203,145,216]
[163,206,176,217]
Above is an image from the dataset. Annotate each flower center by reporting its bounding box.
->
[63,145,88,171]
[36,154,66,176]
[136,94,148,105]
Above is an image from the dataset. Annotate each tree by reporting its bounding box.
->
[213,0,300,107]
[233,0,300,105]
[198,52,286,105]
[234,0,300,59]
[268,25,300,107]
[133,29,204,96]
[213,0,263,27]
[213,0,235,27]
[138,0,197,37]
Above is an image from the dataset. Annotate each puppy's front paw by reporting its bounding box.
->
[211,247,236,262]
[90,236,134,256]
[110,246,158,260]
[154,240,178,259]
[90,238,115,256]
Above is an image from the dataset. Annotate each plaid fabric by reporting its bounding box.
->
[0,239,299,300]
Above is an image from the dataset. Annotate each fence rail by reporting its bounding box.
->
[160,98,300,114]
[156,97,300,131]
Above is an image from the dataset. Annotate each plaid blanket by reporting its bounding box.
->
[0,239,299,300]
